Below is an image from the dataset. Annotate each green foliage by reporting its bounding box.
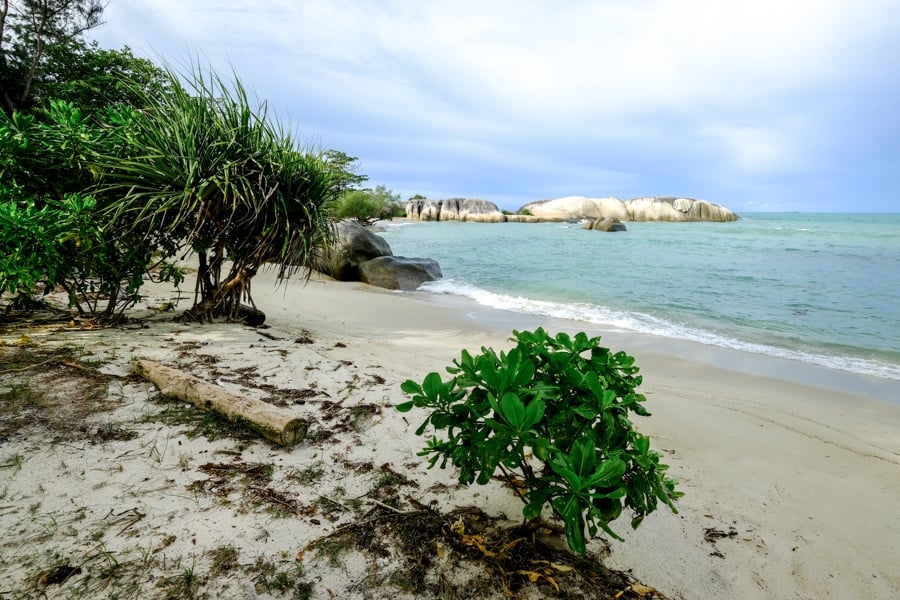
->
[35,43,173,114]
[0,193,72,299]
[1,0,105,115]
[328,184,403,226]
[0,99,183,317]
[398,328,681,554]
[323,150,368,196]
[97,64,335,322]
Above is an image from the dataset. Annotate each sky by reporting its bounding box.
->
[91,0,900,213]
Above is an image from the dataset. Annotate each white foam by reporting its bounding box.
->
[418,279,900,381]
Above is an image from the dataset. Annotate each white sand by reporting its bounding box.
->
[1,269,898,599]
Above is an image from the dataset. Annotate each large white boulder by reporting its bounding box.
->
[405,198,442,221]
[518,196,629,220]
[405,198,505,222]
[625,197,738,222]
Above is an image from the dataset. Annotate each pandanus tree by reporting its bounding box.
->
[99,65,335,322]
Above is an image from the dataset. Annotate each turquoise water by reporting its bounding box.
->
[379,213,900,382]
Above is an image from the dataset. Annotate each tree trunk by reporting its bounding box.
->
[133,359,307,446]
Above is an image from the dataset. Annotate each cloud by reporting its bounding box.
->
[92,0,900,211]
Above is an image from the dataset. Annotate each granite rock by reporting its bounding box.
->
[358,256,443,291]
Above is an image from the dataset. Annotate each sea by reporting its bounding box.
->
[378,213,900,397]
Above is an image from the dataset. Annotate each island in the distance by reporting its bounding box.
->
[405,195,739,223]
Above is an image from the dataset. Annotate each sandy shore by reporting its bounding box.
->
[2,269,899,599]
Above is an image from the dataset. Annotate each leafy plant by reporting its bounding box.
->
[98,64,336,322]
[0,101,183,317]
[327,184,404,226]
[398,327,681,554]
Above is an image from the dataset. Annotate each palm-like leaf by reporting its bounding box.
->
[95,63,335,321]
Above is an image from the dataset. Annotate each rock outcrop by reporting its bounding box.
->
[405,199,442,221]
[518,196,738,222]
[406,198,505,222]
[624,197,737,222]
[358,256,443,291]
[582,217,626,232]
[405,196,738,223]
[503,214,542,223]
[439,198,506,222]
[316,219,392,281]
[520,196,629,221]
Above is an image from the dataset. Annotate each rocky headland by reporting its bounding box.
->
[405,195,739,223]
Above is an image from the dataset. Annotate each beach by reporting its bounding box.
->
[1,269,899,599]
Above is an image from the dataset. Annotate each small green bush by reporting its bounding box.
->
[398,327,681,554]
[328,185,403,226]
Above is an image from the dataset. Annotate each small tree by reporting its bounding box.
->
[0,0,105,114]
[323,149,368,197]
[329,184,403,226]
[99,65,336,323]
[399,328,681,554]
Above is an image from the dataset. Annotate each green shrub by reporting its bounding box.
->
[0,101,184,318]
[0,193,70,300]
[328,185,403,226]
[398,327,681,554]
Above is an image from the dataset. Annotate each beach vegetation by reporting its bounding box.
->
[322,149,368,196]
[207,544,240,576]
[98,64,336,322]
[0,0,103,115]
[0,90,183,318]
[3,9,343,323]
[286,461,326,485]
[328,184,405,226]
[398,327,682,554]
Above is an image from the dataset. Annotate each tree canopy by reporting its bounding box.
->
[323,149,368,197]
[0,0,370,323]
[328,184,404,226]
[97,65,336,322]
[1,0,105,114]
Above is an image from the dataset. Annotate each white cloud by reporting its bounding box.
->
[92,0,900,210]
[699,124,799,175]
[103,0,886,115]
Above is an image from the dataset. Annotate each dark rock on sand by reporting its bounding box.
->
[316,219,393,280]
[358,256,443,291]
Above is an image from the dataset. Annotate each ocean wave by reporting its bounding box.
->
[418,279,900,382]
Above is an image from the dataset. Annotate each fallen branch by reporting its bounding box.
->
[133,359,307,446]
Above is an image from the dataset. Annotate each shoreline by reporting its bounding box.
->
[258,271,900,598]
[405,285,899,405]
[379,215,900,387]
[2,270,899,598]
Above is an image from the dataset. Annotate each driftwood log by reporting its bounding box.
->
[133,359,307,446]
